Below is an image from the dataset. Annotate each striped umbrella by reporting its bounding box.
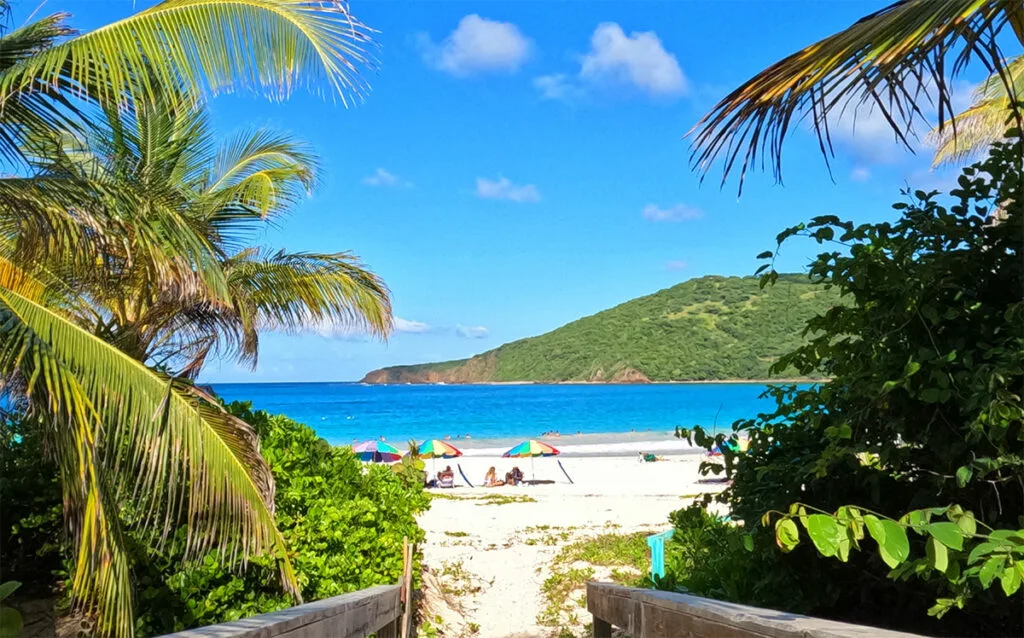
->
[417,439,463,474]
[502,440,560,480]
[352,440,402,463]
[417,439,463,459]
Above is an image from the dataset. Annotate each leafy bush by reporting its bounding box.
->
[665,136,1024,637]
[133,402,429,635]
[0,403,429,636]
[0,413,64,600]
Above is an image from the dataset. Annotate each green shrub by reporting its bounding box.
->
[132,402,429,635]
[1,402,428,636]
[665,136,1024,637]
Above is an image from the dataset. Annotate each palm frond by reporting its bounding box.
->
[205,129,319,226]
[226,249,392,365]
[0,0,376,110]
[928,53,1024,166]
[689,0,1023,192]
[0,286,299,636]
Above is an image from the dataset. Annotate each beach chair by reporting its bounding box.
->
[438,475,454,489]
[647,529,674,582]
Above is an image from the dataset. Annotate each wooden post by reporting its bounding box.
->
[399,538,414,638]
[592,617,612,638]
[377,618,400,638]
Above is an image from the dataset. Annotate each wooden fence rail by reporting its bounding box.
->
[159,585,401,638]
[587,582,930,638]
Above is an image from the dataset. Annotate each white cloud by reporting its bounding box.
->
[394,317,431,333]
[850,167,872,182]
[534,74,583,102]
[665,260,688,271]
[579,23,686,97]
[455,325,489,339]
[363,168,410,188]
[476,176,541,203]
[306,315,429,339]
[642,203,702,222]
[419,15,531,76]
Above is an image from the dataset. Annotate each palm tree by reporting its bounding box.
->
[929,55,1024,166]
[688,0,1024,192]
[26,88,391,376]
[0,1,384,635]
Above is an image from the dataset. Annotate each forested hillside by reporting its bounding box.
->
[362,274,839,383]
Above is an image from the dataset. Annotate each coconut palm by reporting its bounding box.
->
[0,0,373,166]
[929,55,1024,166]
[24,88,392,376]
[0,1,383,635]
[689,0,1024,192]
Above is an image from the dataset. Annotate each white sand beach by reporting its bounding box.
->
[416,437,729,638]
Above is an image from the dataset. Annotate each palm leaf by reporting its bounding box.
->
[226,249,391,365]
[689,0,1024,192]
[929,54,1024,166]
[0,0,376,111]
[0,286,298,637]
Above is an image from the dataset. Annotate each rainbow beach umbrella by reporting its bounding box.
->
[352,440,402,463]
[417,439,463,474]
[417,439,463,459]
[502,440,560,480]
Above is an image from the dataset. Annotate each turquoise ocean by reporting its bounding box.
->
[211,382,798,445]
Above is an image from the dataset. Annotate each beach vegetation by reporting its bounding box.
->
[1,404,428,636]
[665,134,1023,636]
[688,0,1024,192]
[538,531,649,636]
[0,0,386,635]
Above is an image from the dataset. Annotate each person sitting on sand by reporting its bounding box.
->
[509,466,524,485]
[483,466,505,487]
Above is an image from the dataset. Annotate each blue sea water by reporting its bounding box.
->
[211,382,798,445]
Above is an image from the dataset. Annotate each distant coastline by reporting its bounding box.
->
[360,377,823,386]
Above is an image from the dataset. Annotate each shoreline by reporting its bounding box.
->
[357,377,823,386]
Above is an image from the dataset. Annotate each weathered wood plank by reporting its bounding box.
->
[587,583,930,638]
[160,585,401,638]
[592,616,613,638]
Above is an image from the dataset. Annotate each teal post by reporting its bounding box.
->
[646,529,674,582]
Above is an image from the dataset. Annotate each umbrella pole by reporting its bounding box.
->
[531,455,535,481]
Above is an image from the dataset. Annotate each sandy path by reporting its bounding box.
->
[417,452,723,638]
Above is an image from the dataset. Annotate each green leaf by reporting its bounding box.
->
[979,556,1003,588]
[878,520,910,569]
[968,542,1001,564]
[955,466,973,487]
[953,511,977,536]
[0,583,20,602]
[1000,564,1022,596]
[804,514,842,558]
[864,514,886,545]
[742,535,754,552]
[926,537,949,573]
[927,522,965,550]
[0,607,22,638]
[775,518,800,553]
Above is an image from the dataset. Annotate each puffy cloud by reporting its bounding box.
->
[394,318,431,333]
[534,73,583,102]
[476,176,541,203]
[579,23,686,97]
[665,260,688,271]
[642,203,703,222]
[419,15,531,76]
[455,325,489,339]
[363,168,410,188]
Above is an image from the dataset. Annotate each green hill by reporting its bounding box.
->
[361,274,839,384]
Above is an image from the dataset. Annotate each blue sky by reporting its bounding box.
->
[54,1,976,382]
